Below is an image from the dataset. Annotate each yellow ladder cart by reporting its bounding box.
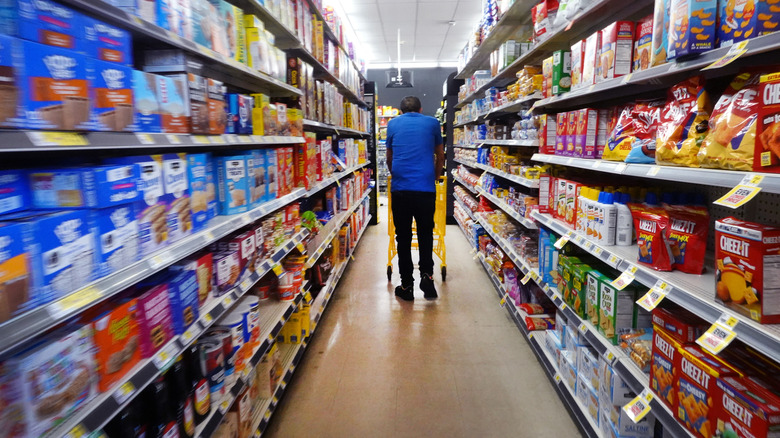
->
[386,175,447,282]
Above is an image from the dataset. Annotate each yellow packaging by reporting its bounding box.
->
[314,19,325,63]
[299,302,310,338]
[226,5,245,63]
[288,108,302,137]
[245,27,260,70]
[251,93,269,136]
[656,76,712,167]
[280,309,302,344]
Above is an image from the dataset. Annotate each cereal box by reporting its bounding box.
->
[266,148,278,200]
[0,170,29,216]
[28,165,140,210]
[13,40,92,130]
[0,222,32,323]
[208,78,226,135]
[0,34,15,128]
[89,203,139,278]
[205,157,218,220]
[167,269,200,334]
[88,59,136,132]
[667,0,718,59]
[170,251,213,305]
[184,73,209,134]
[714,376,780,438]
[217,231,256,282]
[714,217,780,324]
[250,149,267,205]
[214,250,239,294]
[226,94,253,135]
[90,299,141,391]
[162,153,191,243]
[219,1,244,62]
[634,15,654,72]
[599,21,635,82]
[542,56,553,98]
[0,0,85,51]
[651,326,682,412]
[214,155,250,215]
[570,40,586,90]
[136,284,175,357]
[0,325,98,437]
[133,70,161,133]
[582,31,601,87]
[157,74,189,133]
[575,108,599,158]
[552,50,572,95]
[187,153,213,232]
[652,0,671,65]
[82,16,133,66]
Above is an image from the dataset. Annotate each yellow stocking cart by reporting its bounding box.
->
[387,176,447,282]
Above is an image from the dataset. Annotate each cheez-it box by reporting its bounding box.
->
[756,72,780,173]
[651,326,682,413]
[668,0,718,59]
[714,376,780,438]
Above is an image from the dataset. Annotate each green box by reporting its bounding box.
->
[598,280,639,345]
[586,270,608,327]
[557,256,581,304]
[570,263,594,319]
[552,50,572,95]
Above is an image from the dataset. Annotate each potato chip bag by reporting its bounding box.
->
[629,204,674,271]
[698,71,761,170]
[666,205,709,274]
[626,100,664,163]
[604,104,636,161]
[656,76,712,167]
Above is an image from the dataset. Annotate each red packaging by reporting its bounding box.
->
[714,376,780,438]
[633,15,653,72]
[533,0,559,41]
[629,204,674,271]
[715,217,780,324]
[652,306,705,343]
[555,112,567,155]
[136,285,175,358]
[220,232,257,281]
[756,72,780,173]
[518,303,547,314]
[556,178,568,220]
[599,21,635,82]
[540,114,557,154]
[666,205,709,274]
[565,111,578,156]
[575,108,599,158]
[651,326,682,413]
[538,175,553,214]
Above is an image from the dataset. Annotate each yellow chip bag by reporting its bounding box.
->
[656,76,712,167]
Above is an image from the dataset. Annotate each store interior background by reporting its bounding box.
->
[366,68,453,117]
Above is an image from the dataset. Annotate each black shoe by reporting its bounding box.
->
[420,273,438,300]
[395,284,414,301]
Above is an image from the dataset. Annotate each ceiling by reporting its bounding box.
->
[330,0,483,68]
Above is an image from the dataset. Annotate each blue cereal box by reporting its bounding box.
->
[89,203,139,278]
[29,164,140,209]
[251,149,267,206]
[214,155,250,215]
[13,39,92,130]
[162,153,191,243]
[667,0,718,59]
[0,34,16,128]
[187,153,212,232]
[0,170,31,216]
[0,221,33,322]
[88,59,137,132]
[266,148,277,201]
[0,0,86,51]
[226,94,253,134]
[82,16,133,66]
[133,70,161,132]
[718,0,780,46]
[191,0,214,49]
[205,156,218,220]
[167,269,199,334]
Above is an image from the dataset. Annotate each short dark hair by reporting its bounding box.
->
[400,96,421,114]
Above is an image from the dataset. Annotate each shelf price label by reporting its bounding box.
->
[136,133,155,145]
[240,278,253,292]
[579,322,588,333]
[296,242,306,253]
[611,265,637,291]
[615,163,628,174]
[714,184,762,209]
[48,285,102,319]
[272,264,284,277]
[210,135,226,144]
[27,131,89,147]
[499,296,507,307]
[113,381,136,405]
[166,134,181,144]
[605,351,616,364]
[703,40,749,70]
[554,231,573,250]
[697,314,739,355]
[203,313,213,325]
[607,254,621,268]
[623,389,654,423]
[66,424,89,438]
[647,166,661,176]
[520,272,532,285]
[636,280,671,311]
[152,343,178,371]
[219,399,231,414]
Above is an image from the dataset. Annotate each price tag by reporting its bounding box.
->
[304,292,312,302]
[152,343,177,370]
[239,135,252,143]
[210,135,226,144]
[697,315,739,354]
[48,286,101,319]
[621,73,634,84]
[336,178,341,187]
[254,430,262,438]
[593,246,603,256]
[240,278,253,292]
[219,399,230,414]
[166,134,181,144]
[224,295,234,308]
[296,242,306,253]
[574,235,585,245]
[647,166,661,176]
[149,253,172,269]
[623,389,654,423]
[192,135,209,145]
[579,322,588,333]
[27,131,88,147]
[636,280,672,311]
[566,158,574,165]
[607,254,621,267]
[530,271,539,282]
[592,161,601,169]
[272,264,283,276]
[113,381,136,405]
[181,326,197,345]
[499,296,507,307]
[136,133,155,145]
[521,272,532,285]
[615,163,628,173]
[714,184,762,209]
[554,373,562,383]
[554,231,573,249]
[611,266,636,290]
[225,134,238,144]
[740,173,765,186]
[203,313,213,324]
[605,351,616,364]
[67,424,89,438]
[702,40,749,70]
[264,410,272,419]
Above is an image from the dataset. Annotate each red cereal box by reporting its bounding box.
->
[756,72,780,173]
[90,299,141,391]
[634,15,654,72]
[599,21,635,82]
[565,111,578,156]
[714,376,780,438]
[652,306,705,343]
[555,112,567,155]
[715,217,780,324]
[651,326,682,413]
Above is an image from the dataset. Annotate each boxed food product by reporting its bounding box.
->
[226,94,253,135]
[542,56,553,98]
[714,376,780,438]
[219,1,244,62]
[651,0,671,66]
[555,112,568,155]
[582,31,601,87]
[570,40,586,90]
[88,59,136,132]
[266,148,278,200]
[599,281,638,344]
[667,0,718,59]
[600,358,633,407]
[208,78,226,135]
[205,157,218,220]
[184,73,209,134]
[214,250,240,294]
[89,203,139,278]
[651,306,705,343]
[599,21,635,82]
[170,251,214,306]
[756,72,780,172]
[565,110,578,156]
[187,153,213,232]
[586,270,607,327]
[162,153,191,243]
[575,108,599,158]
[214,155,250,215]
[602,405,655,437]
[136,284,175,357]
[634,15,653,72]
[28,165,141,209]
[559,349,578,391]
[191,0,213,50]
[82,16,133,66]
[250,149,267,205]
[570,263,594,318]
[0,222,32,323]
[651,326,681,411]
[578,347,601,391]
[715,217,780,323]
[157,74,189,133]
[552,50,572,95]
[90,298,141,391]
[167,269,200,334]
[217,231,256,282]
[0,0,85,51]
[0,326,98,437]
[133,70,161,132]
[0,170,30,215]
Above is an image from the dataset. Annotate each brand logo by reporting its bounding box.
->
[639,219,657,233]
[167,171,185,185]
[54,219,83,244]
[27,0,72,18]
[723,394,753,426]
[43,55,77,80]
[720,236,750,257]
[110,208,130,228]
[671,219,696,234]
[681,356,710,388]
[101,69,125,89]
[655,333,675,358]
[0,173,19,184]
[93,23,124,38]
[764,82,780,105]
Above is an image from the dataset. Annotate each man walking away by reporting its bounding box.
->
[386,96,445,301]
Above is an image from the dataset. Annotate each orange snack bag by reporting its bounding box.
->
[629,204,674,271]
[656,76,712,167]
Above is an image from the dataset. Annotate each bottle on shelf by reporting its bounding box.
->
[168,357,196,438]
[186,344,211,425]
[615,192,633,246]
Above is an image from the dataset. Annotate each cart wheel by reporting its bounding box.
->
[387,265,392,282]
[441,266,447,282]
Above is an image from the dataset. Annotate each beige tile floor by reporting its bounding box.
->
[264,206,582,438]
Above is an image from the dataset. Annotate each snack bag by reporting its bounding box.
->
[698,71,761,170]
[656,76,712,166]
[651,0,671,66]
[604,104,636,161]
[626,100,664,163]
[666,205,709,274]
[629,204,674,271]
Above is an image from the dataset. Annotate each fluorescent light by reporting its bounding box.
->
[367,61,459,70]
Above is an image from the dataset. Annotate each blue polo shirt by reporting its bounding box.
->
[386,112,443,193]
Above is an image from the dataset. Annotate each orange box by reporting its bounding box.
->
[756,72,780,172]
[91,299,141,391]
[651,326,682,413]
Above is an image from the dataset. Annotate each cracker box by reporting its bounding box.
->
[226,94,253,135]
[0,221,32,323]
[599,21,635,82]
[564,180,582,227]
[214,250,239,294]
[0,325,98,437]
[667,0,718,59]
[602,406,655,437]
[552,50,572,95]
[555,112,568,155]
[599,281,637,344]
[0,0,85,51]
[185,73,209,134]
[542,56,553,97]
[28,164,140,209]
[0,170,31,215]
[82,16,133,66]
[651,326,682,412]
[565,111,578,156]
[208,78,226,135]
[652,0,671,66]
[250,149,267,205]
[559,350,578,391]
[0,34,16,128]
[217,231,256,282]
[651,306,705,343]
[205,157,218,220]
[157,74,189,133]
[571,40,586,90]
[714,217,780,323]
[13,39,92,130]
[133,70,161,132]
[575,108,599,158]
[214,155,250,215]
[162,153,191,243]
[586,270,608,327]
[570,263,594,318]
[714,376,780,438]
[756,72,780,173]
[187,153,213,232]
[167,269,200,334]
[170,251,214,306]
[89,203,139,278]
[582,31,601,87]
[90,298,141,391]
[677,346,741,437]
[88,59,136,132]
[266,148,278,200]
[634,15,654,72]
[136,284,175,357]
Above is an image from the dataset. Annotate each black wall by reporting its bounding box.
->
[367,68,455,117]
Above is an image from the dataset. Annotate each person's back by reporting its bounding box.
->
[386,112,441,193]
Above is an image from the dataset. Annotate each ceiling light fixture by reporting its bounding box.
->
[386,28,413,88]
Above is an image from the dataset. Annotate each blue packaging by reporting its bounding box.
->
[538,228,558,285]
[88,59,137,132]
[167,269,199,334]
[82,16,133,66]
[132,70,161,132]
[162,153,191,243]
[0,0,86,52]
[226,94,253,134]
[89,203,139,278]
[156,0,173,31]
[205,156,218,220]
[265,149,277,202]
[187,153,212,232]
[0,221,34,321]
[102,0,155,24]
[0,34,15,128]
[251,149,267,206]
[0,170,31,216]
[191,0,213,49]
[28,165,140,209]
[337,140,347,165]
[214,155,250,215]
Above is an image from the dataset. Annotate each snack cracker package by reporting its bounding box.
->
[604,104,636,161]
[719,0,780,47]
[668,0,718,59]
[756,71,780,172]
[629,204,674,271]
[698,71,761,169]
[626,100,664,163]
[90,299,141,392]
[656,76,712,166]
[666,205,709,274]
[651,0,671,66]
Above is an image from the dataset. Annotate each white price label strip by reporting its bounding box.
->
[113,381,136,405]
[152,343,178,370]
[714,184,762,209]
[521,272,532,285]
[623,388,654,423]
[554,231,573,250]
[636,280,672,311]
[219,399,230,414]
[607,254,621,268]
[697,314,739,355]
[136,133,155,145]
[647,166,661,176]
[611,265,637,290]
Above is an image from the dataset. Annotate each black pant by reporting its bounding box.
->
[391,190,436,287]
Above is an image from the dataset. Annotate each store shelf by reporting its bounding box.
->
[452,173,477,195]
[0,132,306,153]
[49,230,309,438]
[531,211,780,364]
[0,188,308,358]
[455,139,539,149]
[454,216,476,247]
[454,197,478,223]
[306,162,369,196]
[454,158,540,188]
[455,0,537,80]
[476,188,537,229]
[532,153,780,195]
[304,188,371,269]
[302,0,367,83]
[289,47,367,107]
[303,119,370,136]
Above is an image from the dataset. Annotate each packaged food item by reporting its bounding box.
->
[586,270,607,327]
[666,205,709,274]
[555,112,567,154]
[0,0,85,51]
[565,111,578,156]
[620,329,652,372]
[90,299,141,391]
[213,155,250,215]
[604,104,636,161]
[575,108,599,158]
[652,305,706,343]
[656,76,712,166]
[533,0,559,42]
[89,203,140,278]
[136,284,175,357]
[625,100,663,163]
[552,50,572,95]
[214,250,240,294]
[718,0,779,47]
[226,94,253,135]
[651,326,682,412]
[570,40,586,90]
[0,170,30,216]
[0,222,31,323]
[599,21,635,82]
[698,71,761,169]
[518,303,547,314]
[651,0,671,66]
[599,280,638,344]
[525,316,555,330]
[715,217,780,323]
[630,205,674,271]
[168,269,200,335]
[756,71,780,172]
[207,78,227,135]
[542,56,553,98]
[667,0,718,59]
[88,59,136,132]
[82,16,133,66]
[634,15,654,72]
[28,165,140,209]
[133,70,161,132]
[714,376,780,438]
[582,31,601,87]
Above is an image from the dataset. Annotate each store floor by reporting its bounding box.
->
[264,206,581,438]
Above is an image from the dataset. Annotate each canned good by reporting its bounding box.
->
[198,340,225,405]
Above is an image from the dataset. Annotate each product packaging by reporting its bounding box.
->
[133,70,162,132]
[83,15,133,66]
[89,299,141,391]
[651,0,671,66]
[0,221,32,323]
[28,165,141,209]
[187,153,214,232]
[88,59,136,132]
[136,284,175,357]
[656,76,712,167]
[226,94,253,135]
[599,21,635,82]
[89,203,140,278]
[157,75,189,133]
[552,50,572,95]
[634,15,654,72]
[650,326,681,412]
[0,0,86,51]
[167,269,200,335]
[582,31,601,87]
[667,0,718,59]
[214,155,250,215]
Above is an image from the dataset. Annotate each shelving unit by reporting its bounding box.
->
[453,158,540,188]
[302,119,370,136]
[476,188,537,230]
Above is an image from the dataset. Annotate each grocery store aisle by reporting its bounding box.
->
[264,208,580,438]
